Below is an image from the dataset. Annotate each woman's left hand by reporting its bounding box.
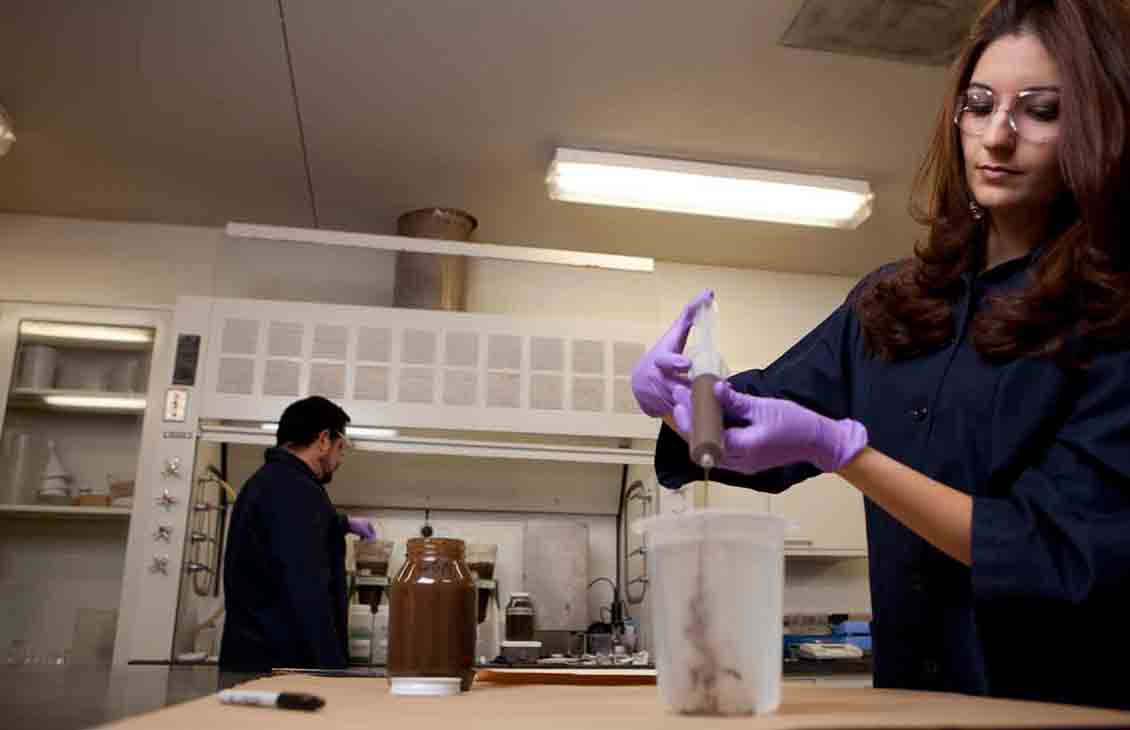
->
[672,380,868,474]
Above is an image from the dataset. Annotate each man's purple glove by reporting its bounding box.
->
[631,290,714,417]
[672,380,867,474]
[347,517,377,541]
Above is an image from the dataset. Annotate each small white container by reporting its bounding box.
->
[348,604,374,663]
[389,677,461,697]
[372,605,389,665]
[635,509,786,716]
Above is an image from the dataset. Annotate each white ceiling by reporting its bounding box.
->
[0,1,952,275]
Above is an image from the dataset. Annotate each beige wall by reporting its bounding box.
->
[1,213,872,642]
[0,213,397,309]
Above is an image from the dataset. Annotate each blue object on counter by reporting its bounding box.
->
[832,620,871,636]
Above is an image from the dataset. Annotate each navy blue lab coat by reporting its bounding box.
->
[219,448,348,671]
[656,250,1130,708]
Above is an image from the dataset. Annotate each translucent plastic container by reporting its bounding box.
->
[636,509,786,716]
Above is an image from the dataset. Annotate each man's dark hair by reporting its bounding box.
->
[276,396,350,448]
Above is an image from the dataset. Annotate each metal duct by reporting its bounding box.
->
[393,208,478,312]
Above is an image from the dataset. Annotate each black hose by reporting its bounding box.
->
[615,465,628,617]
[212,444,230,598]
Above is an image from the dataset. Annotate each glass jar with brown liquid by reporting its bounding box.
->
[387,538,477,691]
[504,592,537,641]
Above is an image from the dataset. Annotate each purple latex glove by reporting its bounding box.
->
[630,289,715,417]
[671,381,867,474]
[347,517,376,541]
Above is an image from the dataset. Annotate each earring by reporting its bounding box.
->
[969,200,985,220]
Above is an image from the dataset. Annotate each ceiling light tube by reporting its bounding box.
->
[20,321,154,345]
[44,395,147,410]
[259,423,399,440]
[547,148,874,229]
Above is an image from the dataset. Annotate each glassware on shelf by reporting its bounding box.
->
[37,440,72,505]
[1,432,48,505]
[15,345,58,390]
[6,639,28,665]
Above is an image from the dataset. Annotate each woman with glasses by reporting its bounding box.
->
[635,0,1130,708]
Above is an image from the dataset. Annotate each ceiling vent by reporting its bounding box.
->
[780,0,980,67]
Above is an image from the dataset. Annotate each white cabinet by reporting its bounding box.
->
[703,474,866,556]
[0,301,170,666]
[770,473,867,556]
[706,480,770,513]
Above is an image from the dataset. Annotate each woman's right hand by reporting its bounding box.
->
[630,289,714,418]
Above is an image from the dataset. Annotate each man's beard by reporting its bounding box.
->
[318,458,336,485]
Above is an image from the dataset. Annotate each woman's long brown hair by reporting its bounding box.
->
[855,0,1130,367]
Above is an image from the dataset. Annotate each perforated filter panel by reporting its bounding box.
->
[200,298,659,439]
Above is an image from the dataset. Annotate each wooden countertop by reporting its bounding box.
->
[101,673,1130,729]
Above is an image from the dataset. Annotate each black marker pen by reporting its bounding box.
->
[218,689,325,711]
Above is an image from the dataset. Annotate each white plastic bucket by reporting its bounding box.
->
[635,509,786,715]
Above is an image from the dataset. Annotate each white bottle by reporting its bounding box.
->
[371,605,389,665]
[348,604,373,663]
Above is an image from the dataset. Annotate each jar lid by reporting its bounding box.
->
[389,677,462,697]
[510,592,531,598]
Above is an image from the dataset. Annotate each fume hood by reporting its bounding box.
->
[114,293,661,663]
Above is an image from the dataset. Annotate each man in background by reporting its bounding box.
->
[220,396,375,671]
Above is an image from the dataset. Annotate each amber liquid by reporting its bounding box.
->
[356,560,389,611]
[689,374,724,469]
[357,586,383,610]
[505,612,536,642]
[388,540,477,691]
[468,562,495,624]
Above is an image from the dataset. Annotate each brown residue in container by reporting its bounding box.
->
[681,541,744,715]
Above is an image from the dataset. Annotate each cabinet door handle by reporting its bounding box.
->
[785,539,814,546]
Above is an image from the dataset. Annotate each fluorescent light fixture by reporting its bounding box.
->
[0,103,13,157]
[44,395,147,410]
[259,423,399,440]
[346,426,400,440]
[20,320,154,345]
[547,148,874,229]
